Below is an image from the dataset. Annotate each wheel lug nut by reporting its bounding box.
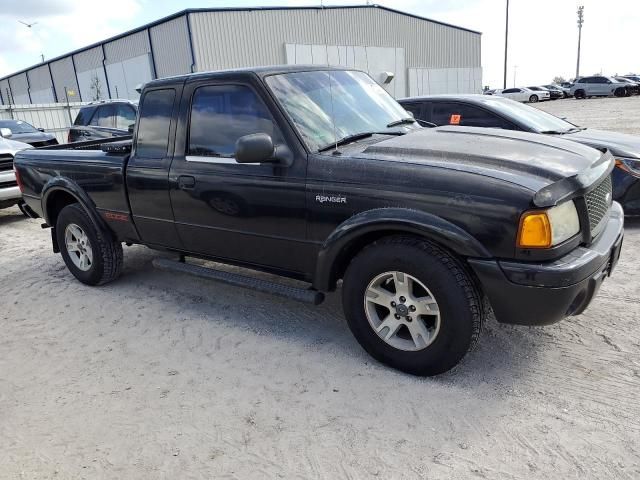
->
[409,305,416,312]
[391,301,396,307]
[399,296,406,303]
[394,314,401,319]
[406,316,412,322]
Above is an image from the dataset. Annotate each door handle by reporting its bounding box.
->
[178,175,196,190]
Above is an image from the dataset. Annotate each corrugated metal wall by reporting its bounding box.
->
[0,79,11,105]
[50,57,80,102]
[104,30,150,63]
[0,7,481,104]
[189,8,480,72]
[8,74,30,105]
[73,46,104,73]
[150,16,192,77]
[27,65,55,103]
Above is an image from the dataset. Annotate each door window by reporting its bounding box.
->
[502,88,519,94]
[115,104,137,130]
[136,89,175,159]
[431,102,514,129]
[89,105,115,127]
[401,102,423,120]
[188,85,283,158]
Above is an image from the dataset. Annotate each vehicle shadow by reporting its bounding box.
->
[0,210,26,226]
[625,216,640,230]
[114,246,538,388]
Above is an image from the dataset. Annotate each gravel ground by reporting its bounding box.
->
[1,96,640,479]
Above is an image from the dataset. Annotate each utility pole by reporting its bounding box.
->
[576,6,584,80]
[503,0,509,89]
[513,65,518,87]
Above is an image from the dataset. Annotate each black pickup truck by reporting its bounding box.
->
[14,66,624,376]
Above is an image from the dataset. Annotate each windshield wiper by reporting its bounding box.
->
[317,131,404,152]
[540,126,584,135]
[386,117,417,128]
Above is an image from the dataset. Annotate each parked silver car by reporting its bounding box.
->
[570,76,629,98]
[0,131,32,210]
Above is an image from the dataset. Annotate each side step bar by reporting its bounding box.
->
[152,258,325,305]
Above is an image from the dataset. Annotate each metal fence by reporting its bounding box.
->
[0,101,91,144]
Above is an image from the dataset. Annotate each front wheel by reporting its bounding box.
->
[342,236,484,376]
[529,95,539,103]
[56,204,123,286]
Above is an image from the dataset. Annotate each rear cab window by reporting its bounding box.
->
[136,89,176,159]
[74,106,96,126]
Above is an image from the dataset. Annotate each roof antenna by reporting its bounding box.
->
[320,2,339,154]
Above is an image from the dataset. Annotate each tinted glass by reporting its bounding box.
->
[89,105,115,127]
[593,77,607,84]
[478,97,578,133]
[0,119,38,133]
[431,102,514,129]
[115,104,136,130]
[188,85,283,157]
[401,103,423,119]
[74,106,96,125]
[265,70,417,152]
[502,88,518,93]
[136,89,175,159]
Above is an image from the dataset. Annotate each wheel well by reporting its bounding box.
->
[330,230,458,290]
[46,190,78,227]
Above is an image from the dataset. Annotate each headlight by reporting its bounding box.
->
[518,200,580,248]
[615,157,640,178]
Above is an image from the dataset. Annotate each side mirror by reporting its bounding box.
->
[235,133,274,164]
[127,124,135,134]
[38,128,45,132]
[0,128,12,139]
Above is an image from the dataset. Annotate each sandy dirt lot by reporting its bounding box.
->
[1,97,639,479]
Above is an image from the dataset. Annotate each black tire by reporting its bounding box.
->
[574,89,586,99]
[529,95,539,103]
[55,203,123,286]
[342,236,484,376]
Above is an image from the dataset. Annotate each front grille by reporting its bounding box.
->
[585,175,612,236]
[0,154,13,172]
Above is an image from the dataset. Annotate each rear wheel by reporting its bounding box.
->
[342,236,484,376]
[574,89,586,99]
[614,87,627,97]
[56,204,123,286]
[529,95,539,103]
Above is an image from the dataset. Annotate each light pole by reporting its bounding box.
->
[576,6,584,79]
[503,0,509,89]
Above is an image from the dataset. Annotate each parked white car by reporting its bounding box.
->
[0,129,32,211]
[494,87,550,103]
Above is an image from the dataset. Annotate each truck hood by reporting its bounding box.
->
[359,126,613,207]
[561,128,640,159]
[0,137,33,156]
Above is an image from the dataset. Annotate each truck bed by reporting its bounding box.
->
[14,136,133,223]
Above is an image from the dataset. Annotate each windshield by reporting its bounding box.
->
[265,70,416,152]
[481,97,579,133]
[0,119,38,134]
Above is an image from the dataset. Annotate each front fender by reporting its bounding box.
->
[313,208,491,291]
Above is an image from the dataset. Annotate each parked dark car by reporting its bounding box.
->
[542,84,567,99]
[614,77,640,95]
[68,100,137,143]
[0,119,58,147]
[398,94,640,214]
[14,66,623,376]
[622,75,640,83]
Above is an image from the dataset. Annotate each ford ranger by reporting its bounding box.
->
[14,66,624,376]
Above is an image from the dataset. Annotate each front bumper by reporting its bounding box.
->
[469,202,624,326]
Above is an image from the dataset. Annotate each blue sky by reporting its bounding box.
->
[1,0,638,88]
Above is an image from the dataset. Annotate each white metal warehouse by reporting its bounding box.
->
[0,5,482,105]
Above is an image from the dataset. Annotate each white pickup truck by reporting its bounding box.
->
[0,129,32,210]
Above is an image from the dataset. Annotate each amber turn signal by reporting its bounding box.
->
[518,212,552,248]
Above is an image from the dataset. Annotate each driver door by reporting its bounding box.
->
[169,79,310,274]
